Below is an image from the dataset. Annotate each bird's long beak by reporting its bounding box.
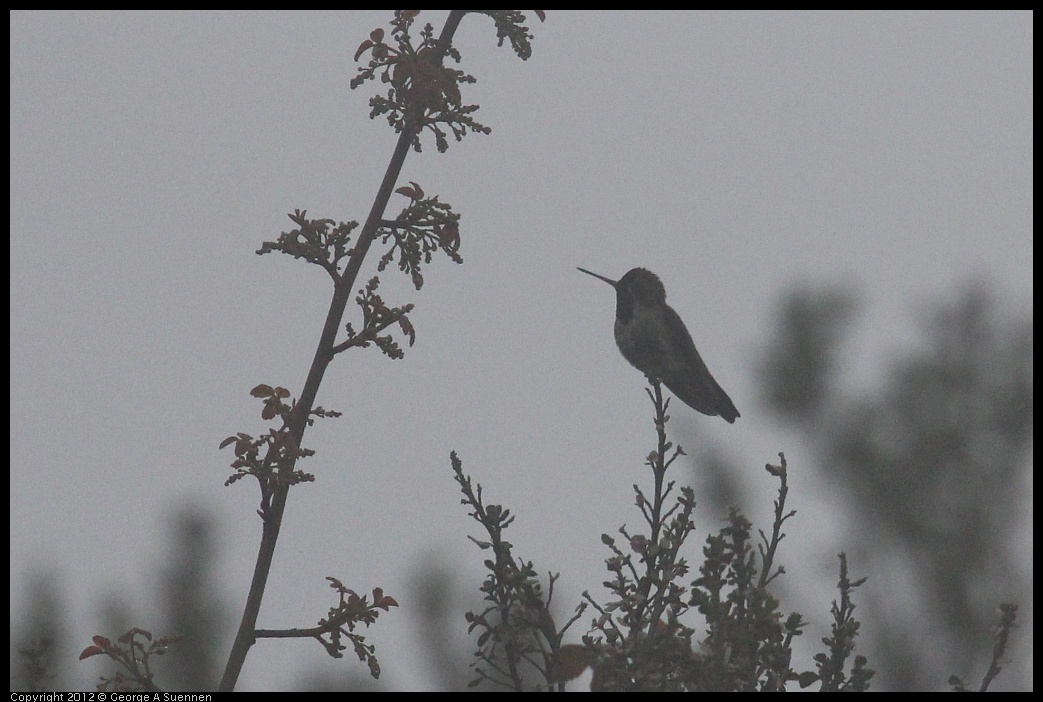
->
[577,267,617,288]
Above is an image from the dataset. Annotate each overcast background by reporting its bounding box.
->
[10,10,1032,691]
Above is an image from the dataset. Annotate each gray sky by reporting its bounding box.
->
[10,10,1032,691]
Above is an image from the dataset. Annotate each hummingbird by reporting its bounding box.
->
[577,267,740,423]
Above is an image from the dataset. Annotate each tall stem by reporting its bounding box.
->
[218,11,469,691]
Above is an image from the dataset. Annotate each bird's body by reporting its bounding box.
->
[578,267,740,423]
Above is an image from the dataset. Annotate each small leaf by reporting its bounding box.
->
[78,645,104,660]
[373,586,399,611]
[370,28,385,43]
[354,39,374,62]
[555,644,591,682]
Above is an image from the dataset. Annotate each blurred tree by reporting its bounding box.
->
[758,283,1032,690]
[760,287,858,425]
[11,506,231,692]
[411,557,475,691]
[10,570,68,692]
[159,507,228,691]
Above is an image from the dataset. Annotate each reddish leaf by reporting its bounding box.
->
[79,645,104,660]
[534,10,546,22]
[375,595,399,611]
[262,403,276,421]
[556,644,591,682]
[354,39,374,62]
[370,28,385,43]
[251,384,273,397]
[371,587,399,610]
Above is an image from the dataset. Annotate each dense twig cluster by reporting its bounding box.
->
[458,382,877,691]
